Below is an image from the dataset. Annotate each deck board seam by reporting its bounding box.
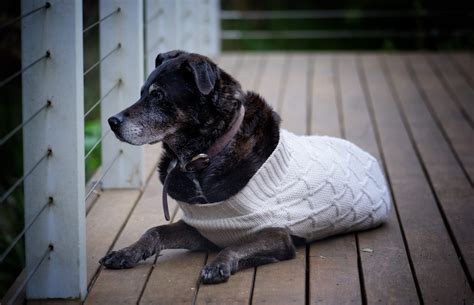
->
[448,54,474,90]
[383,55,474,292]
[405,56,473,187]
[333,56,345,139]
[83,157,161,303]
[426,55,474,129]
[361,55,425,305]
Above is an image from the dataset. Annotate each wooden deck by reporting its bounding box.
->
[82,52,473,305]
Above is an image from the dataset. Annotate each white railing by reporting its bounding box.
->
[1,0,219,302]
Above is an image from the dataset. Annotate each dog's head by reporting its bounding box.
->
[108,50,241,146]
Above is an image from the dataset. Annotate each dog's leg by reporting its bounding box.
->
[200,227,296,284]
[100,220,217,269]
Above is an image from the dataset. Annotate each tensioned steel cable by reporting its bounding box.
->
[5,245,53,305]
[0,100,51,146]
[85,150,122,200]
[0,149,52,204]
[0,51,50,88]
[83,43,121,77]
[0,197,52,263]
[84,79,121,118]
[0,2,50,32]
[83,7,121,34]
[84,129,112,160]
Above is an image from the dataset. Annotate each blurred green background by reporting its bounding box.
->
[0,0,472,298]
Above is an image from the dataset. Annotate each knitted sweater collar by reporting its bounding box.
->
[177,129,293,220]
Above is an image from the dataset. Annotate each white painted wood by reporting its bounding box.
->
[100,0,145,189]
[178,0,202,53]
[145,0,178,75]
[22,0,86,299]
[200,0,220,56]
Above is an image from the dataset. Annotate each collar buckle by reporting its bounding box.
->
[182,153,210,172]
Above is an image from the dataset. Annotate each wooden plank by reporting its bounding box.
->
[195,252,255,305]
[310,54,341,137]
[257,53,288,108]
[308,54,361,305]
[429,54,474,125]
[399,54,474,285]
[194,53,263,305]
[85,189,141,285]
[381,54,473,304]
[449,53,474,87]
[140,250,206,305]
[252,53,307,305]
[408,54,474,183]
[356,54,420,304]
[139,173,203,305]
[278,54,308,135]
[84,145,161,303]
[252,247,306,305]
[86,179,189,304]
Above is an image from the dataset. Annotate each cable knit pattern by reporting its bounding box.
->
[177,129,391,248]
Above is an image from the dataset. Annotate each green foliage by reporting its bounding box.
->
[85,120,102,181]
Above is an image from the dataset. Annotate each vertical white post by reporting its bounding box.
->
[199,0,220,56]
[178,0,202,53]
[145,0,177,75]
[22,0,86,300]
[100,0,145,189]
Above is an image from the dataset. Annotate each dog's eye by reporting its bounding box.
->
[149,86,163,100]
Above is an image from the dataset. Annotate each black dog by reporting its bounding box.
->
[100,50,390,284]
[100,50,296,283]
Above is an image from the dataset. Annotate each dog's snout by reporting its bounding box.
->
[108,116,122,130]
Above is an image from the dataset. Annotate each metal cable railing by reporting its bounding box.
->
[0,197,52,263]
[0,51,50,88]
[83,43,121,77]
[85,150,122,200]
[85,129,111,160]
[221,9,474,20]
[221,9,474,41]
[0,2,50,32]
[0,5,56,303]
[4,245,53,305]
[83,7,120,34]
[222,29,472,40]
[0,100,51,146]
[1,2,128,302]
[0,149,52,204]
[84,79,121,118]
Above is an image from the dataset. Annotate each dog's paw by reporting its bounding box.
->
[99,249,140,269]
[200,262,231,284]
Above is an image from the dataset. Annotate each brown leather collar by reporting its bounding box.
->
[162,105,246,220]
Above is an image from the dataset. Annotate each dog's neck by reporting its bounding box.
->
[163,104,245,171]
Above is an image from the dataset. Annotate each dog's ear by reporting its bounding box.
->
[187,57,217,95]
[155,50,185,68]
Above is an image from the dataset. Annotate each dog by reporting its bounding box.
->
[100,50,391,284]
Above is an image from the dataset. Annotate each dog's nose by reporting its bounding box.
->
[108,116,122,130]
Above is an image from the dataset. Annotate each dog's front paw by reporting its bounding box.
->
[99,248,140,269]
[200,262,231,284]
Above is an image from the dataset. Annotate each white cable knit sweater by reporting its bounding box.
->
[177,129,391,248]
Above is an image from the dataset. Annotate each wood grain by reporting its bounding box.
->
[381,54,473,304]
[308,54,362,305]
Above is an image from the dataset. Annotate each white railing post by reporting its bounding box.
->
[144,0,220,75]
[22,0,86,300]
[100,0,145,189]
[145,0,178,75]
[199,0,220,56]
